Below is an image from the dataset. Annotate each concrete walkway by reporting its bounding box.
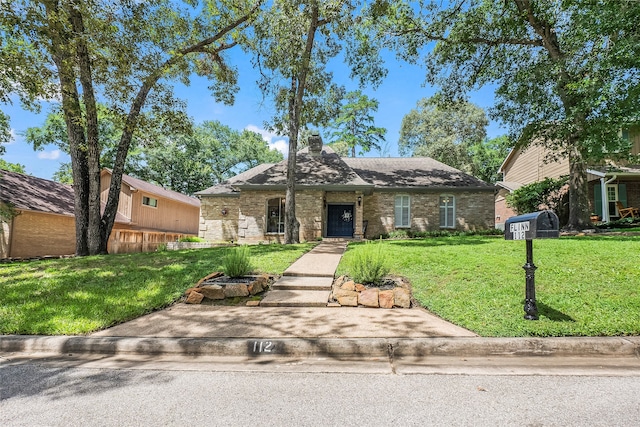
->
[259,241,347,307]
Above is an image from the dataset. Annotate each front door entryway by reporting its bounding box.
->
[327,204,354,237]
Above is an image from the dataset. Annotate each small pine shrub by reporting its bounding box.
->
[223,246,253,278]
[348,240,390,285]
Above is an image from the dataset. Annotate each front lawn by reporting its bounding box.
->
[0,243,314,335]
[337,235,640,337]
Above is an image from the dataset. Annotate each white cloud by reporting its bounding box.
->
[37,149,61,160]
[245,124,289,156]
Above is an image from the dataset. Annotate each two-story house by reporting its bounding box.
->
[495,127,640,229]
[1,169,200,258]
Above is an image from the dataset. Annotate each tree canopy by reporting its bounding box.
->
[1,0,260,255]
[328,90,386,157]
[250,0,385,243]
[366,0,640,229]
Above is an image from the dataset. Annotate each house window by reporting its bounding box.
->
[394,195,410,228]
[142,196,158,208]
[607,184,619,217]
[266,197,285,234]
[439,195,455,228]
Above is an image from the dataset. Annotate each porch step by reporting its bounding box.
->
[259,290,330,307]
[271,276,333,291]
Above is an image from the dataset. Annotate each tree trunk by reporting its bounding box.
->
[566,145,590,231]
[44,0,90,256]
[69,4,103,255]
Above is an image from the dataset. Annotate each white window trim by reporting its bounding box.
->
[394,194,411,228]
[439,194,456,229]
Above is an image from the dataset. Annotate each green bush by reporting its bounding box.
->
[348,240,390,285]
[223,246,253,277]
[506,176,568,215]
[178,236,206,243]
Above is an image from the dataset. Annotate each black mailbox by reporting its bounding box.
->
[504,210,559,240]
[504,210,559,320]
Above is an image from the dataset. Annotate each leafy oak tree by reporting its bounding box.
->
[366,0,640,230]
[1,0,260,255]
[399,96,488,171]
[138,121,283,195]
[251,1,386,243]
[328,90,386,157]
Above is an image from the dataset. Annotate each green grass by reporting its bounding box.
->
[337,235,640,337]
[0,243,313,335]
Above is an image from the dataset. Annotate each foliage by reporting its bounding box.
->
[0,243,314,335]
[506,177,569,216]
[0,110,10,148]
[178,236,207,243]
[346,240,390,285]
[1,0,260,255]
[136,120,282,195]
[337,235,640,337]
[375,228,504,240]
[468,136,512,184]
[399,97,488,172]
[328,90,386,157]
[223,245,253,278]
[366,0,640,230]
[0,158,26,174]
[596,218,639,230]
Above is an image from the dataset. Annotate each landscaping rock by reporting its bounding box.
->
[333,288,358,300]
[379,290,394,309]
[224,283,249,297]
[337,294,358,307]
[185,291,204,304]
[340,280,356,291]
[199,284,225,300]
[184,287,198,296]
[196,271,224,287]
[355,283,366,292]
[248,280,265,295]
[246,300,260,307]
[359,288,379,308]
[393,288,411,308]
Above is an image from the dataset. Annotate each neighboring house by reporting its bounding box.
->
[1,169,200,258]
[196,142,494,243]
[495,127,640,228]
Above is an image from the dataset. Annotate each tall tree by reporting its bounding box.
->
[367,0,640,230]
[0,158,26,173]
[468,135,512,184]
[328,90,386,157]
[252,1,385,243]
[138,121,283,195]
[1,0,260,255]
[399,96,488,172]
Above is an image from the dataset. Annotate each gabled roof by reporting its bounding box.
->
[196,146,492,196]
[103,169,200,207]
[0,169,75,216]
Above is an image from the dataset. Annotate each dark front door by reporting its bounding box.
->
[327,204,354,237]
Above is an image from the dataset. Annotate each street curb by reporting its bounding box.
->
[1,336,639,359]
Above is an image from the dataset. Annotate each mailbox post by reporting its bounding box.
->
[504,210,559,320]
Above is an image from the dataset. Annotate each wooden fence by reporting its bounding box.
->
[108,230,194,254]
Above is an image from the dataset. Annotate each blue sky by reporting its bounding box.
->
[2,48,507,181]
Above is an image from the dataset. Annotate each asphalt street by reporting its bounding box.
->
[2,363,639,426]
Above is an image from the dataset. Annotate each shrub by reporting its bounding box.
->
[506,176,568,217]
[348,240,390,285]
[223,246,253,277]
[178,236,206,243]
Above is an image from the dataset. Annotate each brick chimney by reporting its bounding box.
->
[308,131,322,157]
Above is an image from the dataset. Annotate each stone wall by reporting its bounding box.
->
[363,190,495,238]
[6,211,76,258]
[199,196,240,242]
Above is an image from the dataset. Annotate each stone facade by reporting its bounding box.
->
[362,190,494,238]
[4,211,76,258]
[200,188,494,243]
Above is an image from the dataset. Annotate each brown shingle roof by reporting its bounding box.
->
[343,157,492,189]
[0,169,76,216]
[195,146,493,196]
